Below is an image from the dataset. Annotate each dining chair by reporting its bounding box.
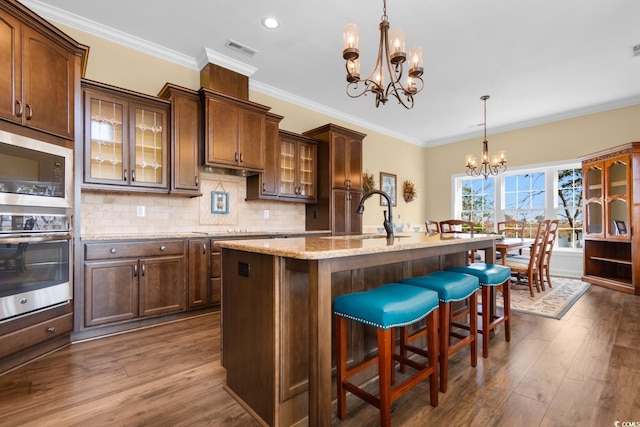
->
[505,220,549,297]
[496,220,525,257]
[439,219,475,263]
[539,219,560,290]
[425,220,440,233]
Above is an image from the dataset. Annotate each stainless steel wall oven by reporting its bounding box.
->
[0,130,74,322]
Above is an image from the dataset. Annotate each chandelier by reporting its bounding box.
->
[465,95,507,179]
[342,0,424,109]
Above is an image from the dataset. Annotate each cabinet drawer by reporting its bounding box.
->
[0,313,72,359]
[85,240,185,260]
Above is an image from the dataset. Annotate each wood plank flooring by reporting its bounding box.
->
[1,284,639,426]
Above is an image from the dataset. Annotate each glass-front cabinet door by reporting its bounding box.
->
[86,94,126,184]
[606,156,630,239]
[279,134,316,201]
[130,104,167,188]
[297,140,316,201]
[583,162,603,237]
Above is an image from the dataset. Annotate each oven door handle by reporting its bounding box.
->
[0,234,71,244]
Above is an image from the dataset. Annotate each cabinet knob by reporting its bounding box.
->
[20,297,27,304]
[160,245,166,251]
[110,248,116,254]
[47,327,57,333]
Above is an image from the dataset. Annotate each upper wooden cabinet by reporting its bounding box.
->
[304,124,365,191]
[580,142,640,295]
[303,124,366,234]
[246,112,283,200]
[0,1,88,141]
[278,130,317,202]
[200,88,270,173]
[158,83,201,197]
[82,80,170,193]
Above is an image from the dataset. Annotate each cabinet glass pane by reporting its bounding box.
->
[134,108,164,184]
[298,143,314,197]
[608,160,627,197]
[609,199,628,236]
[586,166,602,199]
[280,139,295,195]
[89,99,124,181]
[586,201,602,234]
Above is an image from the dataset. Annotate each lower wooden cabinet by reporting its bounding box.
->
[83,240,186,327]
[187,238,211,309]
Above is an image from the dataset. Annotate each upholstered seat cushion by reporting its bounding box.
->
[333,283,439,329]
[447,263,511,286]
[401,271,479,302]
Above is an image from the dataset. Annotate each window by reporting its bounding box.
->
[454,163,583,249]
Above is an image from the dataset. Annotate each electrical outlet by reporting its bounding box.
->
[137,206,145,217]
[263,209,269,219]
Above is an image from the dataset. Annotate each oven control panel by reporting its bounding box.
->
[0,214,70,234]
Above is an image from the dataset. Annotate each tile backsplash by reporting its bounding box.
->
[80,171,306,236]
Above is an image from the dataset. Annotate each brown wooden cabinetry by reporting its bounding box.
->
[0,1,88,140]
[210,241,222,306]
[580,142,640,295]
[187,238,210,309]
[303,124,366,234]
[278,130,317,202]
[158,83,201,196]
[83,240,186,327]
[82,80,170,192]
[200,88,270,172]
[246,112,283,200]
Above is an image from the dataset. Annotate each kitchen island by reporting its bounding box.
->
[218,232,497,426]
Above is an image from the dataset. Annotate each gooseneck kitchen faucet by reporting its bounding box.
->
[356,190,394,240]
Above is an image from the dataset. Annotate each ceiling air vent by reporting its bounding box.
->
[633,43,640,58]
[225,39,258,57]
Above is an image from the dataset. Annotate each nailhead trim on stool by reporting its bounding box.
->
[333,283,440,427]
[401,270,479,393]
[447,263,511,358]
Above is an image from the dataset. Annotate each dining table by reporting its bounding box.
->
[495,237,535,265]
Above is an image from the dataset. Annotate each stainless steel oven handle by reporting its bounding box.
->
[0,234,71,244]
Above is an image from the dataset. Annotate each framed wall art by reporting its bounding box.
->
[211,191,229,214]
[380,172,397,207]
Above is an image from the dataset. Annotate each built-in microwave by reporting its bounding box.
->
[0,130,73,209]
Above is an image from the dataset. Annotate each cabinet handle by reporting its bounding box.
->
[131,170,136,182]
[202,244,206,254]
[141,263,146,276]
[25,104,33,120]
[123,169,128,181]
[239,153,244,163]
[235,152,239,162]
[134,264,138,277]
[195,175,199,186]
[47,327,57,333]
[160,245,166,251]
[15,100,23,117]
[110,248,116,254]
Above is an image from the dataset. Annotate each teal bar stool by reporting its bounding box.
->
[400,270,479,393]
[333,283,439,427]
[447,263,512,358]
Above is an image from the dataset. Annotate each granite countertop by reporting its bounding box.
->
[80,230,329,241]
[216,232,498,260]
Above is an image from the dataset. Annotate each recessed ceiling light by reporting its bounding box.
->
[262,17,279,29]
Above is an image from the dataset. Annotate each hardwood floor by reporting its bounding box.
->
[1,284,639,426]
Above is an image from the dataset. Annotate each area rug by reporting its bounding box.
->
[496,277,591,320]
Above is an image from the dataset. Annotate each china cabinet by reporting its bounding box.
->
[82,80,170,192]
[0,0,88,142]
[580,142,640,295]
[200,88,270,173]
[158,83,201,196]
[277,130,317,202]
[303,124,366,235]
